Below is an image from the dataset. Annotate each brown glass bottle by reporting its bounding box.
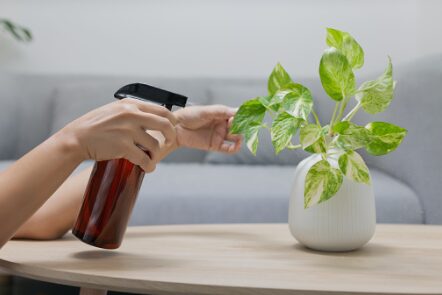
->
[72,159,145,249]
[72,83,187,249]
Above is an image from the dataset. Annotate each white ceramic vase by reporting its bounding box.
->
[288,153,376,252]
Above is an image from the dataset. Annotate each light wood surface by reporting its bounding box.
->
[1,224,442,295]
[79,287,107,295]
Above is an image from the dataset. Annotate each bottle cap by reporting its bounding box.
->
[114,83,188,110]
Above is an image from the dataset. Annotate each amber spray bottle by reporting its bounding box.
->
[72,83,187,249]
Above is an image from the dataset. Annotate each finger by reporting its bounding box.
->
[209,122,228,151]
[225,118,242,143]
[133,129,160,161]
[120,98,177,125]
[133,113,176,145]
[226,134,242,153]
[124,144,156,172]
[226,133,242,144]
[210,122,242,154]
[228,117,234,128]
[219,140,242,154]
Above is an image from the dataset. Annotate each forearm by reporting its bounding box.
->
[0,132,84,247]
[13,134,174,241]
[14,167,92,240]
[2,99,180,244]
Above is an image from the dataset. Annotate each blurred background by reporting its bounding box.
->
[1,0,442,78]
[1,1,442,294]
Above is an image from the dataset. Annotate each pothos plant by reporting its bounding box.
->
[231,28,407,209]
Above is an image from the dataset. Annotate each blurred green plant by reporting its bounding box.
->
[231,28,407,208]
[0,18,32,42]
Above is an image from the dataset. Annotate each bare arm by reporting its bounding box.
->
[13,167,92,240]
[0,134,84,247]
[13,142,176,240]
[11,105,241,242]
[0,98,177,248]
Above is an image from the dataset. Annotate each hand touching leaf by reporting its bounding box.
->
[356,57,395,114]
[304,159,343,208]
[175,105,242,154]
[319,47,356,101]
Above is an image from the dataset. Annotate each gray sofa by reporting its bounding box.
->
[1,55,441,231]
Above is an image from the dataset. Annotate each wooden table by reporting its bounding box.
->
[1,224,442,295]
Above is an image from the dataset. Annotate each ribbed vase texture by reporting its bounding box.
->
[288,154,376,252]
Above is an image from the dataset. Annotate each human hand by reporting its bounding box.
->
[57,98,176,172]
[174,105,242,153]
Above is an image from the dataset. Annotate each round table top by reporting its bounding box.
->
[1,224,442,295]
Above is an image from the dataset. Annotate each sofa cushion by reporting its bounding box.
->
[0,160,423,225]
[0,74,19,160]
[129,163,424,225]
[50,80,211,163]
[9,74,62,158]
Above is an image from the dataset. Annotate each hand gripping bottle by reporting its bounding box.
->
[72,83,187,249]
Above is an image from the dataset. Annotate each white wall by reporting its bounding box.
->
[0,0,441,78]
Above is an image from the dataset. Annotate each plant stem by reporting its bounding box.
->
[329,102,340,128]
[335,94,349,124]
[342,101,362,121]
[311,109,321,126]
[328,101,340,136]
[286,144,302,150]
[261,123,270,130]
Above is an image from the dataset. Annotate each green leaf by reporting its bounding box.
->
[319,47,356,101]
[231,98,266,134]
[300,124,322,149]
[304,138,327,154]
[301,124,328,154]
[304,160,343,208]
[258,95,281,112]
[280,83,314,120]
[338,150,371,184]
[268,63,294,96]
[356,57,394,114]
[231,98,266,155]
[365,122,407,156]
[245,123,262,155]
[271,112,301,154]
[326,28,364,69]
[333,121,371,150]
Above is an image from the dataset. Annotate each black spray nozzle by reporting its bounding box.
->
[114,83,188,110]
